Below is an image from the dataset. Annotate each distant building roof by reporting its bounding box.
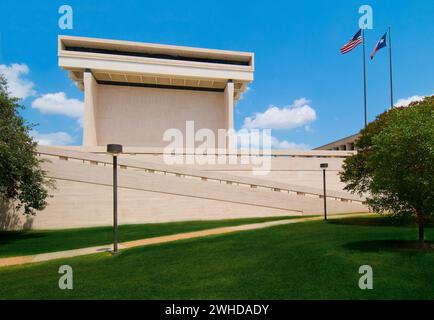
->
[314,133,360,151]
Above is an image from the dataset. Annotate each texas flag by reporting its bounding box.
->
[370,33,387,60]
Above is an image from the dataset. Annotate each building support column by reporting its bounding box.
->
[83,71,98,146]
[224,80,234,149]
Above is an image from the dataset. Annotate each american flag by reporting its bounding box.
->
[340,29,363,54]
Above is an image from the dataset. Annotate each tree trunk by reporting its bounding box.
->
[417,212,426,249]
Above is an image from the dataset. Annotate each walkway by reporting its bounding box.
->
[0,213,370,268]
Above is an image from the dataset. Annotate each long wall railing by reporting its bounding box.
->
[61,145,356,158]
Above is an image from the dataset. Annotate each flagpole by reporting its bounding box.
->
[388,26,394,109]
[362,28,367,129]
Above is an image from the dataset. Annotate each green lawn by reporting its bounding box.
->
[0,215,433,299]
[0,215,301,258]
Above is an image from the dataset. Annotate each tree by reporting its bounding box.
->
[341,96,434,248]
[0,75,51,215]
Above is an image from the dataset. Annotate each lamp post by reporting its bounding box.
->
[107,144,123,254]
[320,163,328,220]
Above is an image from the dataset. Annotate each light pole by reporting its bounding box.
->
[107,144,123,254]
[320,163,328,220]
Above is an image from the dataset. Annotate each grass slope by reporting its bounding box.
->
[0,216,433,299]
[0,216,300,258]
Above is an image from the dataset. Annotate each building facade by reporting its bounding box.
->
[0,36,368,230]
[58,36,253,147]
[314,133,360,151]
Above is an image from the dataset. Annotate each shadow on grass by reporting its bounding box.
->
[0,231,47,246]
[329,216,434,228]
[343,240,434,253]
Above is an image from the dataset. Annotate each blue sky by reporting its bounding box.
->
[0,0,433,148]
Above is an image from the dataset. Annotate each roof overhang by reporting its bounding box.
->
[314,133,361,150]
[58,35,254,102]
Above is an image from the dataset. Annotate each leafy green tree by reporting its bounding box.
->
[341,96,434,248]
[0,75,51,215]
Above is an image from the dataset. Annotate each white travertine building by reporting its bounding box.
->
[315,133,360,151]
[59,35,253,147]
[0,36,368,230]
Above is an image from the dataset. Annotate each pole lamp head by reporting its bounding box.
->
[320,163,328,169]
[107,144,123,156]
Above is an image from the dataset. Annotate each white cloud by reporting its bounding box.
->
[0,65,81,144]
[395,95,426,107]
[242,98,316,130]
[31,131,75,146]
[0,63,36,99]
[238,98,315,150]
[32,92,83,121]
[236,129,310,150]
